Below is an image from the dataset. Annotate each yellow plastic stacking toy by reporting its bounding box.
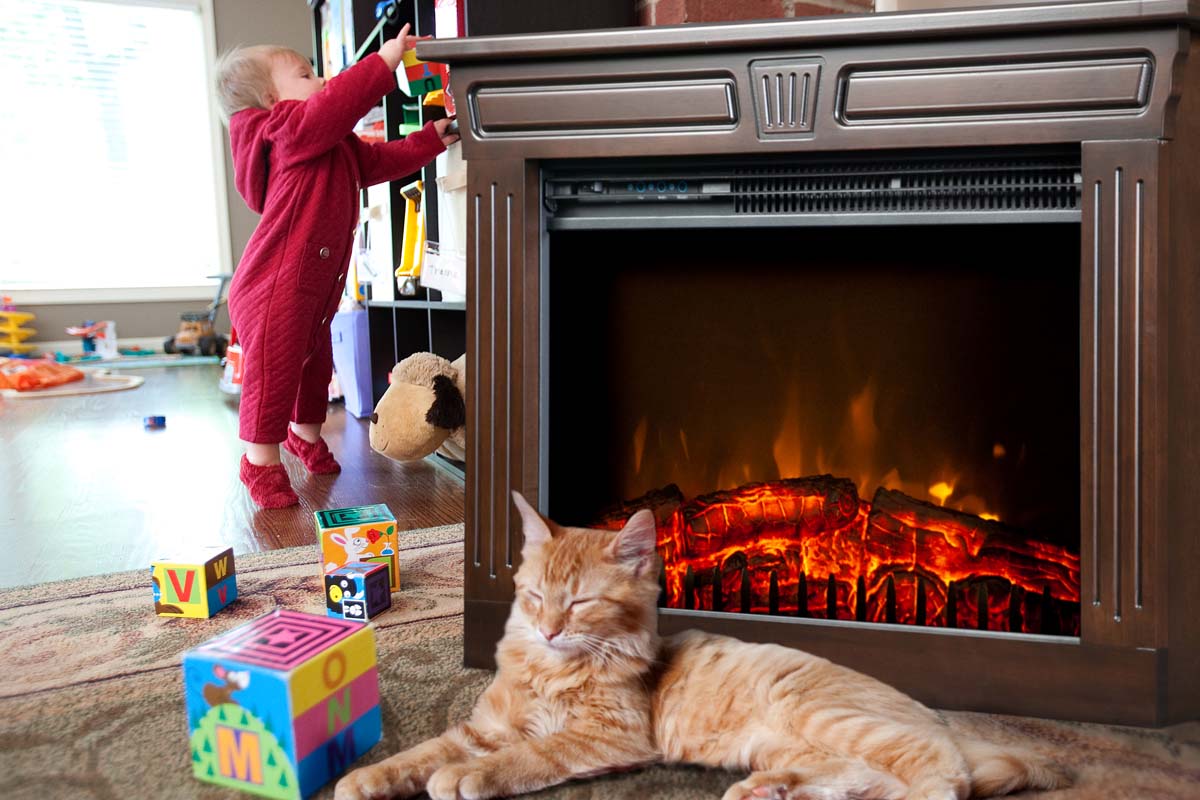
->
[0,304,37,355]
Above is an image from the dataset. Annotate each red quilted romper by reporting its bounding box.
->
[227,54,444,444]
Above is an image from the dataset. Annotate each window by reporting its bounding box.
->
[0,0,228,300]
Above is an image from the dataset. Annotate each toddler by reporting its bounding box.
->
[216,25,457,508]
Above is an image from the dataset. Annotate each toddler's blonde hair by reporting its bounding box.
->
[215,45,311,121]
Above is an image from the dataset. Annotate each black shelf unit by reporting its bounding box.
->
[310,0,464,408]
[309,0,633,483]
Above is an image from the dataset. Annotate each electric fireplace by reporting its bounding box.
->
[422,0,1200,726]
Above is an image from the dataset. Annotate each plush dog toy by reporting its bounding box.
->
[369,352,466,462]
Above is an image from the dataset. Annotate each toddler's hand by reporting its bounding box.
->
[433,117,460,147]
[378,23,423,70]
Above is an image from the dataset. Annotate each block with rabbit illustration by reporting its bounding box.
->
[151,545,237,619]
[324,562,391,622]
[183,609,382,799]
[315,504,399,591]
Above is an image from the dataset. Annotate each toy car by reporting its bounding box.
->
[164,274,231,357]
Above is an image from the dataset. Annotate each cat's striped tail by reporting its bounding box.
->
[960,737,1074,797]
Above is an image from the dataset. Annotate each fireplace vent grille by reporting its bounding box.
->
[544,149,1082,228]
[732,158,1082,214]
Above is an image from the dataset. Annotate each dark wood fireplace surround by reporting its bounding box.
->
[422,0,1200,726]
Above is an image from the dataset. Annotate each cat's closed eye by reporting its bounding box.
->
[568,597,598,609]
[523,588,543,602]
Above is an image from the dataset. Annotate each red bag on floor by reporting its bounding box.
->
[0,357,85,391]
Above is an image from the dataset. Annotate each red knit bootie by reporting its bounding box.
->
[283,429,342,474]
[239,455,299,508]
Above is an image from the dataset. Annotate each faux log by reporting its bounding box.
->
[865,487,1081,605]
[682,475,860,558]
[593,483,685,523]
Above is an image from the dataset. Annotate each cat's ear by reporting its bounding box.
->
[608,509,657,573]
[512,491,553,554]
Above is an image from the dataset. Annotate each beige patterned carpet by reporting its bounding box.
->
[1,524,1198,800]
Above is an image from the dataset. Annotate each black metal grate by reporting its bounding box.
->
[732,155,1081,214]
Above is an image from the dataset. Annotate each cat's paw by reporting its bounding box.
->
[427,763,499,800]
[334,764,396,800]
[904,775,967,800]
[723,769,902,800]
[722,774,824,800]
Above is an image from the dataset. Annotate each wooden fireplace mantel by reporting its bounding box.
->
[421,0,1200,726]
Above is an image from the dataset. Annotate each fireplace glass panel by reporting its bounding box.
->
[548,224,1081,636]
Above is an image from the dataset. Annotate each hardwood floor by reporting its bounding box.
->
[0,364,464,588]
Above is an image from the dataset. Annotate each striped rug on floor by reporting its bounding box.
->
[1,523,1197,799]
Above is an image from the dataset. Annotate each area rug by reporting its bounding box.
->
[1,524,1197,800]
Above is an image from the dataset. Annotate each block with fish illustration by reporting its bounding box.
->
[315,504,399,591]
[184,609,382,799]
[325,562,392,622]
[151,545,237,618]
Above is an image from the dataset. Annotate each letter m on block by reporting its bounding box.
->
[326,727,356,777]
[216,726,263,784]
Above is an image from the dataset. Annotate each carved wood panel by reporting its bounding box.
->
[464,160,537,606]
[1080,140,1163,648]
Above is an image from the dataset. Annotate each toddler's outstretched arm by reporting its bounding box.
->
[351,118,458,187]
[273,24,419,165]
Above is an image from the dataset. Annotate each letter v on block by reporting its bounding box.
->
[168,568,196,603]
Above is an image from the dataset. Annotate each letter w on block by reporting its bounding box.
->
[327,686,352,735]
[216,726,263,784]
[213,556,230,579]
[167,568,196,604]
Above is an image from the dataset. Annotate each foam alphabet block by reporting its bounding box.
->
[152,546,237,618]
[315,504,399,591]
[325,562,392,622]
[184,610,382,799]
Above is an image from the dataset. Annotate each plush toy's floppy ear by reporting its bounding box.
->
[607,509,657,574]
[512,491,552,554]
[426,374,466,430]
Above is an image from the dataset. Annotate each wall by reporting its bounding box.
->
[635,0,873,25]
[24,0,311,345]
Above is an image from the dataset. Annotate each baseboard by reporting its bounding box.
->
[25,336,167,356]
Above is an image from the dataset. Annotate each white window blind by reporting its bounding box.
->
[0,0,224,295]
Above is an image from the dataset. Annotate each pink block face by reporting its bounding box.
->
[192,610,362,671]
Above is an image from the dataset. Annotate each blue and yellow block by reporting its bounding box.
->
[316,504,399,591]
[184,609,382,799]
[325,562,391,623]
[152,546,237,619]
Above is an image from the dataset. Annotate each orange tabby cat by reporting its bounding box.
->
[335,492,1070,800]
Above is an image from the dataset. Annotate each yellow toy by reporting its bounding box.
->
[0,301,37,355]
[151,546,238,619]
[395,180,426,296]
